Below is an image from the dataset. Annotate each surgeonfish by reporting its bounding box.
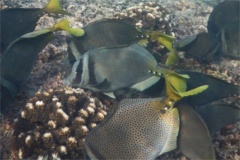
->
[0,0,70,52]
[220,22,240,58]
[195,101,240,136]
[207,0,240,58]
[64,43,161,98]
[144,70,240,106]
[0,20,83,113]
[84,97,219,160]
[207,0,239,36]
[177,70,240,106]
[66,18,174,66]
[173,32,221,62]
[84,97,181,159]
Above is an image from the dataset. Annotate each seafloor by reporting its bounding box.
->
[0,0,239,159]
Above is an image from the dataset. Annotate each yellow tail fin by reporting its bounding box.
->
[43,0,71,15]
[148,31,175,51]
[51,19,85,37]
[149,69,208,111]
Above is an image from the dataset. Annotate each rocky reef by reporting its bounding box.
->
[0,0,239,160]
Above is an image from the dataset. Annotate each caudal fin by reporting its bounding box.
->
[43,0,71,15]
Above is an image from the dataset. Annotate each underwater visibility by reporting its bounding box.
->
[0,0,239,159]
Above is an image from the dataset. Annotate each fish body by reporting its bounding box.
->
[84,98,180,159]
[65,43,160,97]
[0,19,79,113]
[84,97,220,159]
[207,0,239,36]
[0,8,43,52]
[70,19,145,54]
[220,22,240,58]
[67,18,174,66]
[174,32,221,61]
[0,0,69,52]
[207,0,240,58]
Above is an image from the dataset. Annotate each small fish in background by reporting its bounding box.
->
[0,19,84,114]
[207,0,239,58]
[64,43,161,98]
[172,32,221,62]
[166,0,240,65]
[207,0,239,37]
[0,0,70,52]
[66,18,174,66]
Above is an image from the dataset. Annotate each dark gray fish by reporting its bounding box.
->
[195,101,240,135]
[178,71,240,106]
[144,71,240,106]
[207,0,239,36]
[220,22,240,58]
[174,32,221,61]
[0,0,69,52]
[84,98,217,159]
[65,43,160,98]
[69,19,145,54]
[207,0,240,58]
[1,29,54,113]
[66,18,174,66]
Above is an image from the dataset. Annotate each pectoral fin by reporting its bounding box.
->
[91,78,111,90]
[177,104,216,160]
[131,76,160,91]
[148,31,175,51]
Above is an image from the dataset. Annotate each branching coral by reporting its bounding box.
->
[114,2,173,35]
[10,87,108,159]
[113,2,174,60]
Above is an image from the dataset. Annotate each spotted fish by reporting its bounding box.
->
[84,97,217,159]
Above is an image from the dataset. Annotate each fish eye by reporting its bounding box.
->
[160,110,166,114]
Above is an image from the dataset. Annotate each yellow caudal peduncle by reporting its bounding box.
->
[149,69,208,112]
[51,20,85,37]
[43,0,71,15]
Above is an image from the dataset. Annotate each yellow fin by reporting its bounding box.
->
[166,49,180,67]
[51,20,84,37]
[160,71,208,111]
[165,72,188,93]
[43,0,71,15]
[146,31,175,51]
[178,85,209,97]
[69,28,85,37]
